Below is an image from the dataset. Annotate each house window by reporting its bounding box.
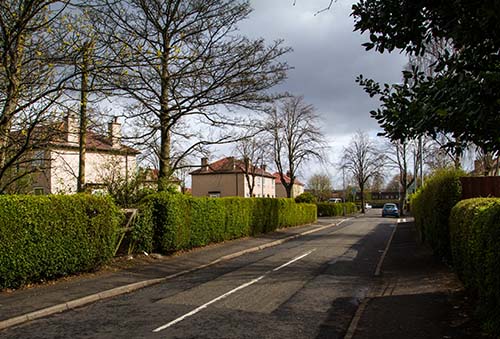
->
[208,191,221,198]
[32,151,44,167]
[33,187,45,195]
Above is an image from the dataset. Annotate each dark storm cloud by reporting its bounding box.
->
[239,0,408,141]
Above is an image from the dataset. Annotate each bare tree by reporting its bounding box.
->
[307,173,332,201]
[55,6,120,193]
[269,95,326,198]
[474,149,499,176]
[341,131,385,213]
[384,139,414,215]
[234,135,269,197]
[94,0,291,191]
[422,134,467,171]
[0,0,76,193]
[369,171,385,192]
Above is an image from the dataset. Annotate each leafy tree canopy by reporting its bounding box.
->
[352,1,500,153]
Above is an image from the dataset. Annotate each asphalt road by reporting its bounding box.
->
[2,210,397,339]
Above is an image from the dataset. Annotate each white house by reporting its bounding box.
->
[29,115,139,194]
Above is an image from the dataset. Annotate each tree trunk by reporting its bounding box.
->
[158,38,171,192]
[77,42,91,193]
[285,183,292,198]
[158,120,171,192]
[360,182,365,213]
[399,171,407,217]
[0,37,23,175]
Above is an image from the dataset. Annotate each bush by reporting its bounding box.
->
[295,192,317,204]
[410,168,464,260]
[449,198,500,334]
[0,195,122,289]
[137,194,317,253]
[316,202,358,217]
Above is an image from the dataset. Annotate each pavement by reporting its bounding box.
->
[351,220,492,339]
[0,215,493,338]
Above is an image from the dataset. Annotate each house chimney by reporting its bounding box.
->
[201,157,208,171]
[261,164,267,172]
[64,114,79,144]
[108,117,121,149]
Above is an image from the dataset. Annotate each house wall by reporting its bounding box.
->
[191,173,275,198]
[49,148,136,194]
[294,183,305,197]
[275,182,304,198]
[243,175,275,198]
[191,173,244,197]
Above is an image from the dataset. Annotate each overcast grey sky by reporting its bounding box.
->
[236,0,408,185]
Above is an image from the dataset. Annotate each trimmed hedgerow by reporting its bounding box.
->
[222,197,253,240]
[295,192,317,204]
[0,195,122,290]
[316,202,358,217]
[449,198,500,334]
[138,194,317,253]
[410,168,464,260]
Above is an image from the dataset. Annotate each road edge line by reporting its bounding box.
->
[374,221,398,277]
[343,219,400,339]
[0,219,348,331]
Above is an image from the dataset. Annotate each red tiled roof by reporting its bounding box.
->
[141,168,181,182]
[27,122,140,155]
[190,157,274,178]
[273,172,304,186]
[83,131,139,154]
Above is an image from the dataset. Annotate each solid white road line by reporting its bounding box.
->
[374,221,398,277]
[152,249,316,333]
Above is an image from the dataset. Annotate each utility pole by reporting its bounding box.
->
[419,136,424,187]
[342,166,347,216]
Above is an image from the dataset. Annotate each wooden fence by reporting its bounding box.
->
[460,176,500,199]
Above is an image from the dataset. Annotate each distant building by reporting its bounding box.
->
[190,157,275,198]
[26,115,139,194]
[273,172,304,198]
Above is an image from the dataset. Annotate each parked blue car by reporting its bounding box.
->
[382,203,399,217]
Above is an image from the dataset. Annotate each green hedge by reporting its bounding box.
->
[316,202,358,217]
[137,194,317,253]
[410,168,464,260]
[449,198,500,334]
[0,195,122,289]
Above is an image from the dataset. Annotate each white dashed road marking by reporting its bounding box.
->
[152,249,316,333]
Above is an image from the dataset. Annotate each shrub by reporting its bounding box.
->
[449,198,500,334]
[137,194,317,253]
[0,195,122,289]
[316,202,358,217]
[410,168,464,260]
[295,192,317,204]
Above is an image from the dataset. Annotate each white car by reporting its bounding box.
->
[365,203,372,209]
